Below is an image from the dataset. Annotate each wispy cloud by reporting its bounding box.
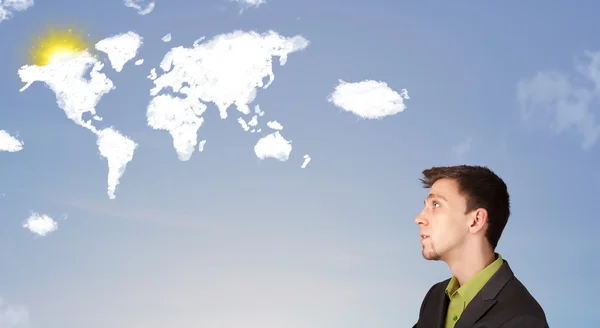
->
[517,50,600,150]
[0,297,29,328]
[124,0,154,15]
[59,196,226,231]
[0,0,33,23]
[237,0,266,6]
[234,0,266,12]
[453,136,472,157]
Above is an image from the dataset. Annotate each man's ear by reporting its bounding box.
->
[468,208,488,234]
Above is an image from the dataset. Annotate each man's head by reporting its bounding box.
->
[414,165,510,262]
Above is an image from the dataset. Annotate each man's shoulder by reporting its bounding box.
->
[475,274,549,327]
[496,275,547,317]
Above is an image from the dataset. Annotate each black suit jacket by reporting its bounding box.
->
[413,260,549,328]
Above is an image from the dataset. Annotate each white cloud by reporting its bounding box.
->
[18,38,138,199]
[0,0,33,23]
[162,33,171,42]
[517,51,600,149]
[147,30,309,161]
[0,297,29,327]
[147,94,206,161]
[18,50,113,132]
[23,212,57,236]
[254,131,292,161]
[301,154,311,168]
[0,130,23,152]
[237,117,250,132]
[248,115,258,127]
[198,139,206,152]
[192,37,206,48]
[254,104,265,116]
[266,120,283,130]
[124,0,154,15]
[96,127,137,200]
[147,68,157,80]
[328,79,410,119]
[95,31,143,72]
[134,59,143,65]
[238,116,259,133]
[236,0,266,6]
[453,136,472,157]
[234,0,266,12]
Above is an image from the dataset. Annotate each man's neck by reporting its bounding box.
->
[445,246,497,286]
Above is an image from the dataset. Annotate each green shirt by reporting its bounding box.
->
[444,253,504,328]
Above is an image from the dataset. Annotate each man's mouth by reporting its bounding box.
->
[421,235,429,239]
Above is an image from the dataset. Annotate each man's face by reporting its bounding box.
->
[414,178,470,261]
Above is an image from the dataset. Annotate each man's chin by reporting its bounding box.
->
[422,251,441,261]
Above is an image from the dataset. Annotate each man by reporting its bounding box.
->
[412,165,548,328]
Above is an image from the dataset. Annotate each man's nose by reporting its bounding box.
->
[414,211,427,226]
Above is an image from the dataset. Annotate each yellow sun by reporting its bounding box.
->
[30,28,90,66]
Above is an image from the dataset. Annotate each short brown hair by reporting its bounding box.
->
[420,165,510,250]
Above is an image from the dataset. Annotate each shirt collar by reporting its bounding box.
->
[445,253,504,304]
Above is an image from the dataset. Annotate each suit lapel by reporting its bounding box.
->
[419,280,450,328]
[455,260,515,328]
[435,287,450,328]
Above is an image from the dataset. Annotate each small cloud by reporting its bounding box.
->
[147,68,157,80]
[248,115,258,127]
[237,117,250,131]
[254,104,265,116]
[161,33,171,42]
[254,131,292,161]
[517,50,600,150]
[453,137,472,157]
[124,0,154,15]
[301,154,311,168]
[0,297,29,327]
[0,0,33,24]
[95,31,143,72]
[134,58,144,65]
[266,120,283,130]
[198,140,206,152]
[23,212,58,236]
[327,79,410,119]
[0,130,23,152]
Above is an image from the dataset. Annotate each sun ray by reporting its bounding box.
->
[29,27,91,66]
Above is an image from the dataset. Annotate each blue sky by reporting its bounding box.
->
[0,0,598,327]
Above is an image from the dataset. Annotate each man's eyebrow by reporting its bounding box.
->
[426,193,447,202]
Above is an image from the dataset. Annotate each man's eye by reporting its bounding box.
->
[433,202,440,208]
